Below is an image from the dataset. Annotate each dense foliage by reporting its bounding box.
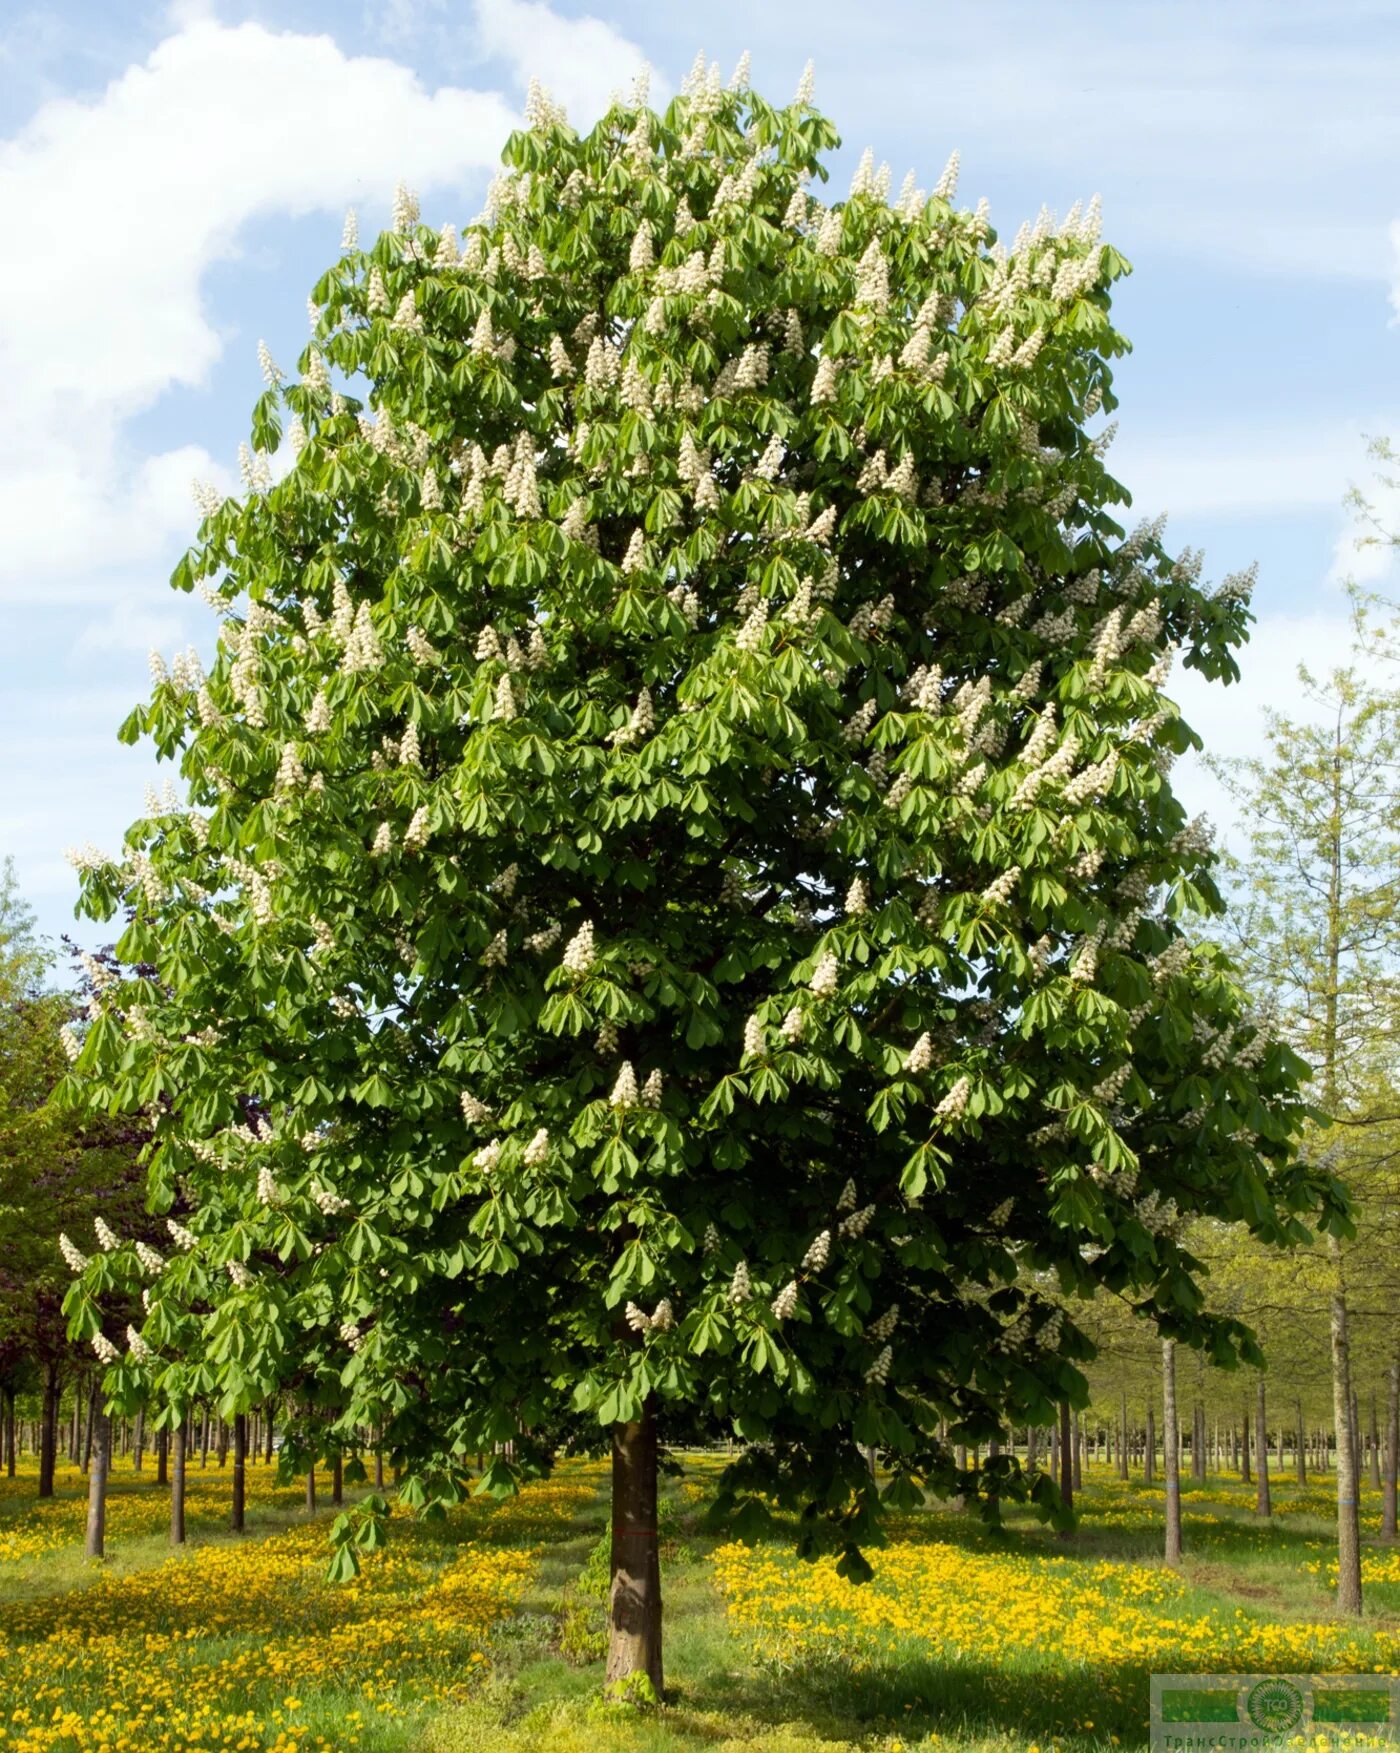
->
[60,60,1344,1594]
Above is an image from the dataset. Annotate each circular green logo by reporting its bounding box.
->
[1246,1679,1305,1733]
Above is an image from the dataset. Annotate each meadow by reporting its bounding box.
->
[1,1454,1397,1753]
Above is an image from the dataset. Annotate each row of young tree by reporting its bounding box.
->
[4,63,1396,1693]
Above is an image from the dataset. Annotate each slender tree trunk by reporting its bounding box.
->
[156,1425,168,1487]
[1241,1400,1252,1483]
[1163,1339,1182,1565]
[1330,1235,1363,1615]
[1383,1351,1399,1542]
[200,1403,210,1467]
[1144,1405,1155,1485]
[1296,1398,1307,1486]
[1118,1391,1129,1480]
[2,1387,13,1479]
[265,1407,275,1464]
[1072,1415,1083,1489]
[1056,1400,1074,1540]
[85,1408,110,1560]
[37,1363,58,1499]
[1369,1394,1382,1490]
[171,1424,186,1545]
[606,1398,663,1696]
[132,1406,145,1473]
[306,1466,317,1512]
[332,1452,343,1507]
[1255,1380,1271,1517]
[231,1412,246,1532]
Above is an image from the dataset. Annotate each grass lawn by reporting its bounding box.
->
[1,1454,1397,1752]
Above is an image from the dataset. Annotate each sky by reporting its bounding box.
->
[1,0,1397,952]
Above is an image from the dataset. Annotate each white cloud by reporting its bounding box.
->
[472,0,667,123]
[0,15,525,603]
[1110,420,1400,522]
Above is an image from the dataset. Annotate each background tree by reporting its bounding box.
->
[1214,656,1400,1611]
[62,60,1343,1693]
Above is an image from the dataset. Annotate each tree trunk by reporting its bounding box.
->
[606,1399,663,1697]
[306,1466,317,1512]
[201,1403,211,1467]
[1296,1398,1307,1486]
[1382,1350,1399,1543]
[1072,1415,1083,1489]
[132,1406,145,1473]
[85,1409,110,1560]
[37,1362,58,1498]
[1241,1400,1251,1483]
[1330,1235,1363,1615]
[1255,1380,1271,1517]
[231,1412,246,1532]
[1144,1405,1155,1485]
[1118,1391,1129,1481]
[1056,1400,1074,1538]
[332,1452,343,1507]
[2,1387,13,1478]
[156,1426,168,1487]
[264,1407,275,1464]
[1370,1393,1382,1490]
[171,1424,186,1545]
[1163,1338,1182,1565]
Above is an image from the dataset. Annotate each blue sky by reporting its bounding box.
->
[2,0,1397,952]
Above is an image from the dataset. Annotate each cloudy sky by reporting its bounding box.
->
[2,0,1397,949]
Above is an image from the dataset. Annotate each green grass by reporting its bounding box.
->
[1,1457,1397,1753]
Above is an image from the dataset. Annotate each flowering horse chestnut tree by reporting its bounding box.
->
[61,57,1345,1693]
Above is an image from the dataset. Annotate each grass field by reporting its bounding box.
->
[1,1452,1397,1753]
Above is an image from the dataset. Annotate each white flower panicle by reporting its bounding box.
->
[802,1230,831,1272]
[866,1344,893,1385]
[610,1061,639,1109]
[371,822,393,857]
[641,1069,664,1109]
[311,1181,351,1216]
[836,1179,857,1213]
[729,1260,751,1303]
[780,1006,805,1044]
[839,1203,876,1238]
[167,1218,197,1250]
[905,1033,934,1075]
[92,1333,120,1366]
[869,1305,900,1344]
[341,208,358,250]
[523,1128,550,1167]
[845,876,868,915]
[391,180,420,234]
[59,1025,82,1063]
[473,1138,502,1174]
[126,1325,153,1363]
[703,1223,721,1254]
[980,865,1021,907]
[742,1013,766,1059]
[736,600,769,653]
[59,1233,89,1273]
[809,950,839,999]
[935,1076,972,1121]
[460,1092,492,1125]
[771,1280,799,1321]
[562,920,595,976]
[95,1217,119,1251]
[226,1260,253,1289]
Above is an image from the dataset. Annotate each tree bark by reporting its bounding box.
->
[171,1424,186,1545]
[1071,1415,1083,1489]
[156,1426,168,1487]
[1163,1338,1182,1565]
[264,1407,275,1464]
[1118,1390,1129,1480]
[37,1362,58,1498]
[1296,1398,1307,1486]
[306,1466,317,1512]
[1255,1380,1271,1517]
[332,1451,343,1507]
[606,1398,663,1697]
[1330,1235,1363,1615]
[85,1408,110,1560]
[1241,1399,1252,1483]
[2,1387,13,1479]
[1144,1404,1155,1485]
[132,1406,145,1473]
[231,1412,246,1532]
[1382,1350,1399,1543]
